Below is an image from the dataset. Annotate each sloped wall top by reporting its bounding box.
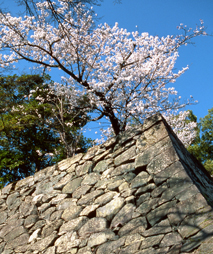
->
[0,113,213,254]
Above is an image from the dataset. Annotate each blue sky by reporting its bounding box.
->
[92,0,213,139]
[94,0,213,120]
[1,0,213,141]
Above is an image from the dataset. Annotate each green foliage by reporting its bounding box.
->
[188,108,213,175]
[0,74,92,188]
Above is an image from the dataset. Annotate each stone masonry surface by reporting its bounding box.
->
[0,113,213,253]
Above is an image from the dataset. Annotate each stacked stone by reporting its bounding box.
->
[0,114,213,254]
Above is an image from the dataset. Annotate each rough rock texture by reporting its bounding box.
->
[0,113,213,253]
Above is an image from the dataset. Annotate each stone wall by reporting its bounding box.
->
[0,113,213,253]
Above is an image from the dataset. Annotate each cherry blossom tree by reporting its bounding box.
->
[30,78,92,157]
[15,0,102,23]
[0,0,207,146]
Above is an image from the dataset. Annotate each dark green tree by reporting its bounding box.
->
[0,74,92,187]
[188,108,213,174]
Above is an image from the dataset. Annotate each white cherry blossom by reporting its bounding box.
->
[0,1,207,146]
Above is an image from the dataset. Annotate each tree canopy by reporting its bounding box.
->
[0,0,207,146]
[188,108,213,174]
[15,0,103,22]
[0,74,92,187]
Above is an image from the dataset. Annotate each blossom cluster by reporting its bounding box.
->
[0,0,206,146]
